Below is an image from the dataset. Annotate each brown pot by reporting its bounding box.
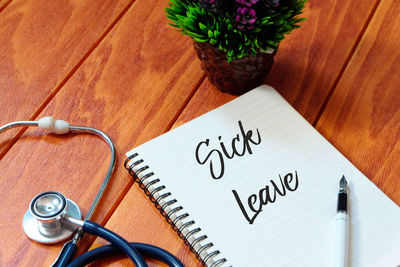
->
[193,42,275,95]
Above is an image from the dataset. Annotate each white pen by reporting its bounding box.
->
[335,176,349,267]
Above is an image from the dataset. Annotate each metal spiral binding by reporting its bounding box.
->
[124,153,227,267]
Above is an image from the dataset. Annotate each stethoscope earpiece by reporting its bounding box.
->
[22,191,82,244]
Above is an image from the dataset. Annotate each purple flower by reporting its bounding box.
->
[235,7,257,30]
[235,0,259,7]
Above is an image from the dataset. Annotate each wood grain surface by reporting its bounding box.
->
[0,0,132,157]
[266,0,380,123]
[316,0,400,205]
[172,79,236,129]
[1,0,398,265]
[0,0,202,265]
[0,0,12,12]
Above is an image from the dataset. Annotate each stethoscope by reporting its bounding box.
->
[0,116,184,267]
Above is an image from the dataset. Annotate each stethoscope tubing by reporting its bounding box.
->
[68,241,184,267]
[54,220,184,267]
[82,220,146,267]
[53,219,184,267]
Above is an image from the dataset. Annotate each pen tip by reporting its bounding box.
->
[340,175,348,189]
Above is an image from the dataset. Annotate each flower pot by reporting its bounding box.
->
[193,42,275,95]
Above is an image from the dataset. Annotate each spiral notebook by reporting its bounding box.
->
[125,85,400,266]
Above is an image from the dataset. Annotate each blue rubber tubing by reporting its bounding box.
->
[67,241,184,267]
[68,221,147,267]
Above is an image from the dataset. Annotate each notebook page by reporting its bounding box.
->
[127,85,400,266]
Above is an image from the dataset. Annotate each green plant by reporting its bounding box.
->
[166,0,306,62]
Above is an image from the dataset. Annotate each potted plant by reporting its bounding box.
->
[166,0,306,94]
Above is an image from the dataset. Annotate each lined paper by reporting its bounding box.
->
[127,85,400,266]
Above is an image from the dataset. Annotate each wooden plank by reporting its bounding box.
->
[172,80,236,129]
[0,0,202,266]
[0,0,12,12]
[316,0,400,205]
[0,0,132,157]
[266,0,380,123]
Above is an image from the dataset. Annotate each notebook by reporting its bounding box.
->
[124,85,400,266]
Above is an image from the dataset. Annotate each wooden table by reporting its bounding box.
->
[0,0,399,266]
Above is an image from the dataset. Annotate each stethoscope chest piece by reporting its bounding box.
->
[23,191,82,244]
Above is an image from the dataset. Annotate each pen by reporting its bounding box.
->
[335,176,349,267]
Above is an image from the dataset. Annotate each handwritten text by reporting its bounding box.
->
[195,120,261,179]
[232,171,299,224]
